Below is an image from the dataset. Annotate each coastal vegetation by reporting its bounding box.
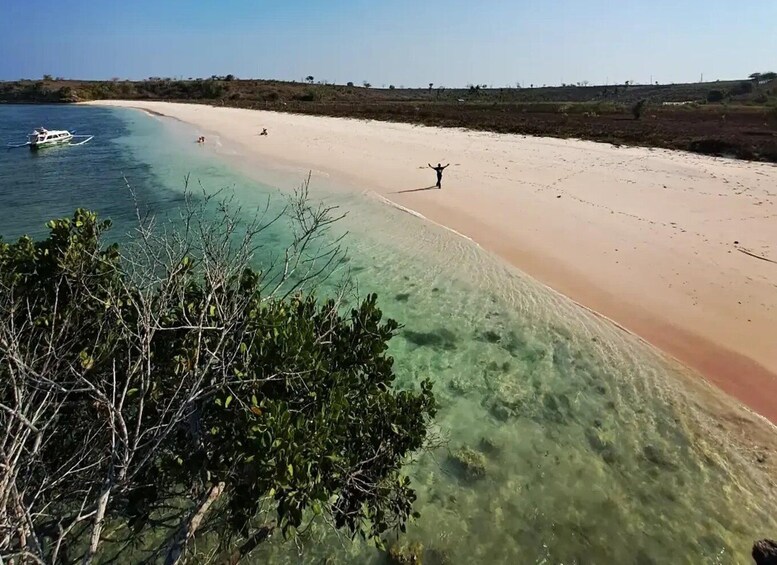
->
[2,74,777,161]
[0,187,436,563]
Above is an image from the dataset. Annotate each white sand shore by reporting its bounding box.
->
[91,100,777,424]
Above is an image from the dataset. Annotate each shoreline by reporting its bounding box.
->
[89,100,777,426]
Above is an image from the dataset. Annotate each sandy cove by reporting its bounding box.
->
[91,101,777,425]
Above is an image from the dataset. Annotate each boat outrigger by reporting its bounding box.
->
[6,127,94,150]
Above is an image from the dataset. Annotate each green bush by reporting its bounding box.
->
[294,89,319,102]
[632,99,647,119]
[707,90,725,103]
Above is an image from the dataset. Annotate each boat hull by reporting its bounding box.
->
[29,135,73,150]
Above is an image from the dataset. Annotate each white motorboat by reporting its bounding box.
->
[27,128,74,149]
[5,127,94,150]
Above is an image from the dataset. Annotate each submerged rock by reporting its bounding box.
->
[395,292,411,302]
[753,539,777,564]
[449,446,487,481]
[387,541,424,565]
[447,377,469,394]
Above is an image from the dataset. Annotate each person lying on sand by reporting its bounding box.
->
[428,162,450,189]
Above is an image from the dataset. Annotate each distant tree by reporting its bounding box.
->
[481,84,488,89]
[306,75,315,84]
[428,82,434,92]
[346,81,354,87]
[363,81,371,88]
[624,80,630,87]
[515,82,521,88]
[0,191,437,564]
[631,99,647,120]
[224,74,235,81]
[389,84,396,89]
[733,81,754,95]
[749,72,762,83]
[57,86,75,101]
[762,72,777,82]
[530,84,534,88]
[42,74,53,81]
[707,89,725,103]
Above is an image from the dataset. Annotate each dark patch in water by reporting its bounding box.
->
[447,377,468,394]
[585,429,618,465]
[484,360,512,374]
[501,331,527,357]
[479,436,502,456]
[395,293,411,303]
[635,549,657,565]
[431,287,440,292]
[642,445,677,471]
[402,328,457,351]
[543,393,571,424]
[487,398,522,421]
[479,330,502,344]
[697,534,731,560]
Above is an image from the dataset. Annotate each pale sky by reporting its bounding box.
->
[2,0,775,86]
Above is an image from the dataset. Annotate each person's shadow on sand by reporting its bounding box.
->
[393,185,438,194]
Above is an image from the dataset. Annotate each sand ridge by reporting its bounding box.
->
[89,100,777,424]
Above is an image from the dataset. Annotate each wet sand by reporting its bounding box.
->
[90,100,777,425]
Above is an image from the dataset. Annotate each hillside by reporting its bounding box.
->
[2,77,776,161]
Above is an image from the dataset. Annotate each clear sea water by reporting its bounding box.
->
[1,104,775,564]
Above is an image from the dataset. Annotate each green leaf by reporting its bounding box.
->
[225,395,233,408]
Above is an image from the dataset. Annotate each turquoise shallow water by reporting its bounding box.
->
[1,105,776,564]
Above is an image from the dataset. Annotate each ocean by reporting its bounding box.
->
[1,104,775,564]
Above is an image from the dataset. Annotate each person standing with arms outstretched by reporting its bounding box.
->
[429,162,450,189]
